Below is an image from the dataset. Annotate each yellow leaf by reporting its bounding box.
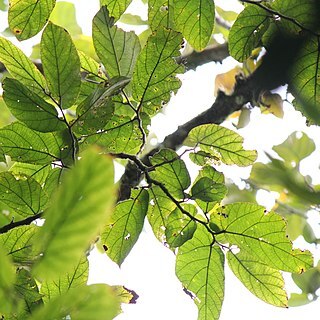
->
[260,91,284,118]
[214,66,242,96]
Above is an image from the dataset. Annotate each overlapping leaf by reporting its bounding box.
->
[132,27,184,116]
[149,0,174,31]
[173,0,215,51]
[10,163,51,185]
[32,148,116,280]
[188,124,257,166]
[101,189,148,266]
[93,6,141,78]
[227,251,288,307]
[41,22,81,109]
[229,5,270,61]
[191,177,227,202]
[8,0,55,40]
[176,225,225,320]
[214,203,313,272]
[149,149,191,199]
[0,172,48,217]
[100,0,133,21]
[3,78,66,132]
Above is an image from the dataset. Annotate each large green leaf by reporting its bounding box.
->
[27,284,119,320]
[132,27,184,116]
[229,5,270,61]
[0,172,48,217]
[3,78,66,132]
[149,149,191,199]
[214,203,313,272]
[101,189,149,266]
[0,37,47,97]
[100,0,133,21]
[176,225,225,320]
[93,6,141,78]
[8,0,56,40]
[149,0,174,31]
[191,177,227,202]
[32,148,116,280]
[0,122,73,165]
[40,257,89,302]
[227,250,288,307]
[188,124,257,167]
[41,22,81,109]
[173,0,215,51]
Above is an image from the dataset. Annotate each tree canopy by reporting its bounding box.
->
[0,0,319,319]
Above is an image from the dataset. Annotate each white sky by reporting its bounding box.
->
[1,0,320,319]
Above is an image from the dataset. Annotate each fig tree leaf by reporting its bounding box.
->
[132,27,184,116]
[93,6,141,78]
[229,5,270,61]
[3,78,66,132]
[41,22,81,109]
[32,148,116,280]
[101,189,149,266]
[227,250,288,307]
[176,225,225,320]
[188,124,257,166]
[100,0,133,21]
[8,0,56,40]
[174,0,215,51]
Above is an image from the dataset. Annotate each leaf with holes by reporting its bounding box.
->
[227,250,288,307]
[93,6,141,78]
[132,27,184,116]
[188,124,257,167]
[8,0,55,40]
[229,5,270,61]
[3,78,66,132]
[176,225,225,320]
[173,0,215,51]
[100,0,133,21]
[41,22,81,109]
[149,149,191,199]
[101,189,148,266]
[214,203,313,272]
[32,148,116,280]
[149,0,174,31]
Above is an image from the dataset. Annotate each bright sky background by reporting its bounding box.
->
[1,0,320,319]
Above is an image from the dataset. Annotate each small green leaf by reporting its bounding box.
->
[100,0,133,21]
[229,5,270,61]
[3,78,66,132]
[32,148,116,280]
[0,172,48,217]
[101,189,149,266]
[93,6,141,78]
[78,50,101,75]
[174,0,215,51]
[176,225,225,320]
[191,177,227,202]
[227,250,288,307]
[41,22,81,109]
[132,27,184,116]
[8,0,55,40]
[188,124,257,166]
[149,0,174,30]
[10,163,51,185]
[149,149,191,199]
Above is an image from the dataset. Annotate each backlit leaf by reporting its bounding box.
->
[8,0,55,40]
[100,0,133,21]
[101,189,149,266]
[149,0,174,31]
[191,177,227,202]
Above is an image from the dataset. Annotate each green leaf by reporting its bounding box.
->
[0,122,73,165]
[0,37,47,97]
[227,250,288,307]
[292,265,320,295]
[27,284,119,320]
[272,132,316,165]
[176,225,225,320]
[101,189,149,266]
[289,292,312,307]
[229,5,270,61]
[149,149,191,199]
[0,172,48,217]
[10,163,51,185]
[149,0,174,31]
[132,27,184,116]
[191,177,227,202]
[32,148,116,280]
[3,78,66,132]
[100,0,133,21]
[214,203,314,272]
[173,0,215,51]
[78,50,101,76]
[93,6,141,78]
[8,0,55,40]
[40,257,89,302]
[188,124,257,167]
[41,22,81,109]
